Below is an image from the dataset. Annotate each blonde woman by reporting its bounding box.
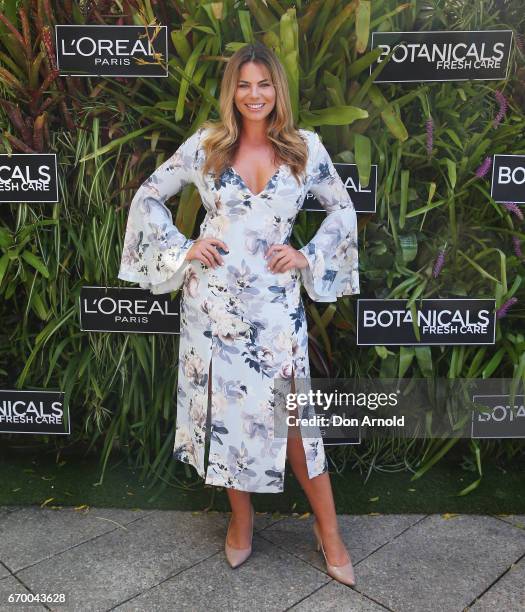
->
[118,42,360,586]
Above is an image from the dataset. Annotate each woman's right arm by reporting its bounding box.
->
[298,131,360,302]
[117,129,202,295]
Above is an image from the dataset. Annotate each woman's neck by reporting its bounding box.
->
[238,120,269,145]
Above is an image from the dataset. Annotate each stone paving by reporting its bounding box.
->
[0,506,524,611]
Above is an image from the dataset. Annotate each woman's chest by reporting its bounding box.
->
[198,163,308,217]
[229,147,282,197]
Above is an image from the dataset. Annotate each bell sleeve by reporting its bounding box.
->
[298,132,360,302]
[117,129,201,295]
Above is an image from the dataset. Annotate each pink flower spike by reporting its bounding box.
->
[517,32,525,54]
[512,236,524,260]
[432,247,446,278]
[496,297,518,319]
[493,90,509,128]
[475,156,492,178]
[503,202,524,221]
[426,117,434,156]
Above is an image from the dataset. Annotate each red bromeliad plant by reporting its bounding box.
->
[0,0,81,153]
[0,0,141,152]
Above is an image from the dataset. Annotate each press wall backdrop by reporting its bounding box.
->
[0,0,524,491]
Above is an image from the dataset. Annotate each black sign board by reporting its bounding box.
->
[0,390,69,434]
[302,163,377,213]
[357,298,496,346]
[490,155,525,204]
[79,286,181,334]
[0,154,58,203]
[370,30,513,83]
[471,395,525,438]
[56,25,168,77]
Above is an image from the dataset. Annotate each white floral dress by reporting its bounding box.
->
[118,126,360,493]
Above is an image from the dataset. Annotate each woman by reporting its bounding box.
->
[118,42,360,586]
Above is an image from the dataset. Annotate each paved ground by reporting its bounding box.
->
[0,505,524,611]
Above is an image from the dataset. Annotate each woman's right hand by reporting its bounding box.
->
[185,238,229,269]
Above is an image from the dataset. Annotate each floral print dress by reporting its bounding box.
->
[118,126,360,493]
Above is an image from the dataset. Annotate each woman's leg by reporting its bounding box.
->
[207,356,253,549]
[286,368,351,565]
[225,489,253,548]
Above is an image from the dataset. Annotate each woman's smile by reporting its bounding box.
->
[234,60,276,121]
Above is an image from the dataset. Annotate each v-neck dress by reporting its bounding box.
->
[117,126,360,493]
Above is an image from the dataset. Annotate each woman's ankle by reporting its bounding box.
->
[315,519,341,537]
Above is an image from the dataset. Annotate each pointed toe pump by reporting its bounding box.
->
[313,520,356,586]
[225,504,255,568]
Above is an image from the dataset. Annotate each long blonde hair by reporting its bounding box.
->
[200,42,308,186]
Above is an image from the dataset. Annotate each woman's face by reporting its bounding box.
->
[234,61,276,125]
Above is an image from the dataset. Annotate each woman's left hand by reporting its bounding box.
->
[264,244,309,273]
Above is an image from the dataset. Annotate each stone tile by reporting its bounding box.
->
[0,508,14,578]
[0,562,10,581]
[196,509,285,532]
[259,513,426,572]
[0,506,154,572]
[253,510,286,531]
[290,580,387,611]
[113,533,330,612]
[469,556,525,611]
[354,514,525,612]
[17,510,230,612]
[0,575,46,611]
[493,514,525,529]
[0,506,22,514]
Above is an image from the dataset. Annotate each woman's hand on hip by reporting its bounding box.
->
[265,244,308,273]
[185,238,229,269]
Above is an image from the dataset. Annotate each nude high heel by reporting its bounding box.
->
[225,504,255,568]
[312,519,356,586]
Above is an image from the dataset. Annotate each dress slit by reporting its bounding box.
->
[284,365,302,450]
[204,352,213,464]
[284,363,329,481]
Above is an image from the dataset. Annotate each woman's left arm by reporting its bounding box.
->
[117,129,202,295]
[298,132,360,302]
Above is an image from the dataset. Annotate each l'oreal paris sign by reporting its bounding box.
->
[357,299,496,345]
[0,154,58,203]
[79,286,181,334]
[55,25,168,77]
[303,164,377,214]
[370,30,513,82]
[490,155,525,204]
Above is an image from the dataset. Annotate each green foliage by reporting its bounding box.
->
[0,0,524,494]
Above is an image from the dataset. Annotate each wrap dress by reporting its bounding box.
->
[117,126,360,493]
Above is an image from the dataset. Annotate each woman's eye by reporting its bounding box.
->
[238,83,271,87]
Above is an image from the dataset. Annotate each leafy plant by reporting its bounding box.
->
[0,0,524,497]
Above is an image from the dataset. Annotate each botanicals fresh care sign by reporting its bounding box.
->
[472,395,525,439]
[0,391,68,434]
[357,299,496,345]
[491,155,525,204]
[0,154,58,202]
[370,30,513,82]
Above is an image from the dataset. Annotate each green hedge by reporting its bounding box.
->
[0,0,524,496]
